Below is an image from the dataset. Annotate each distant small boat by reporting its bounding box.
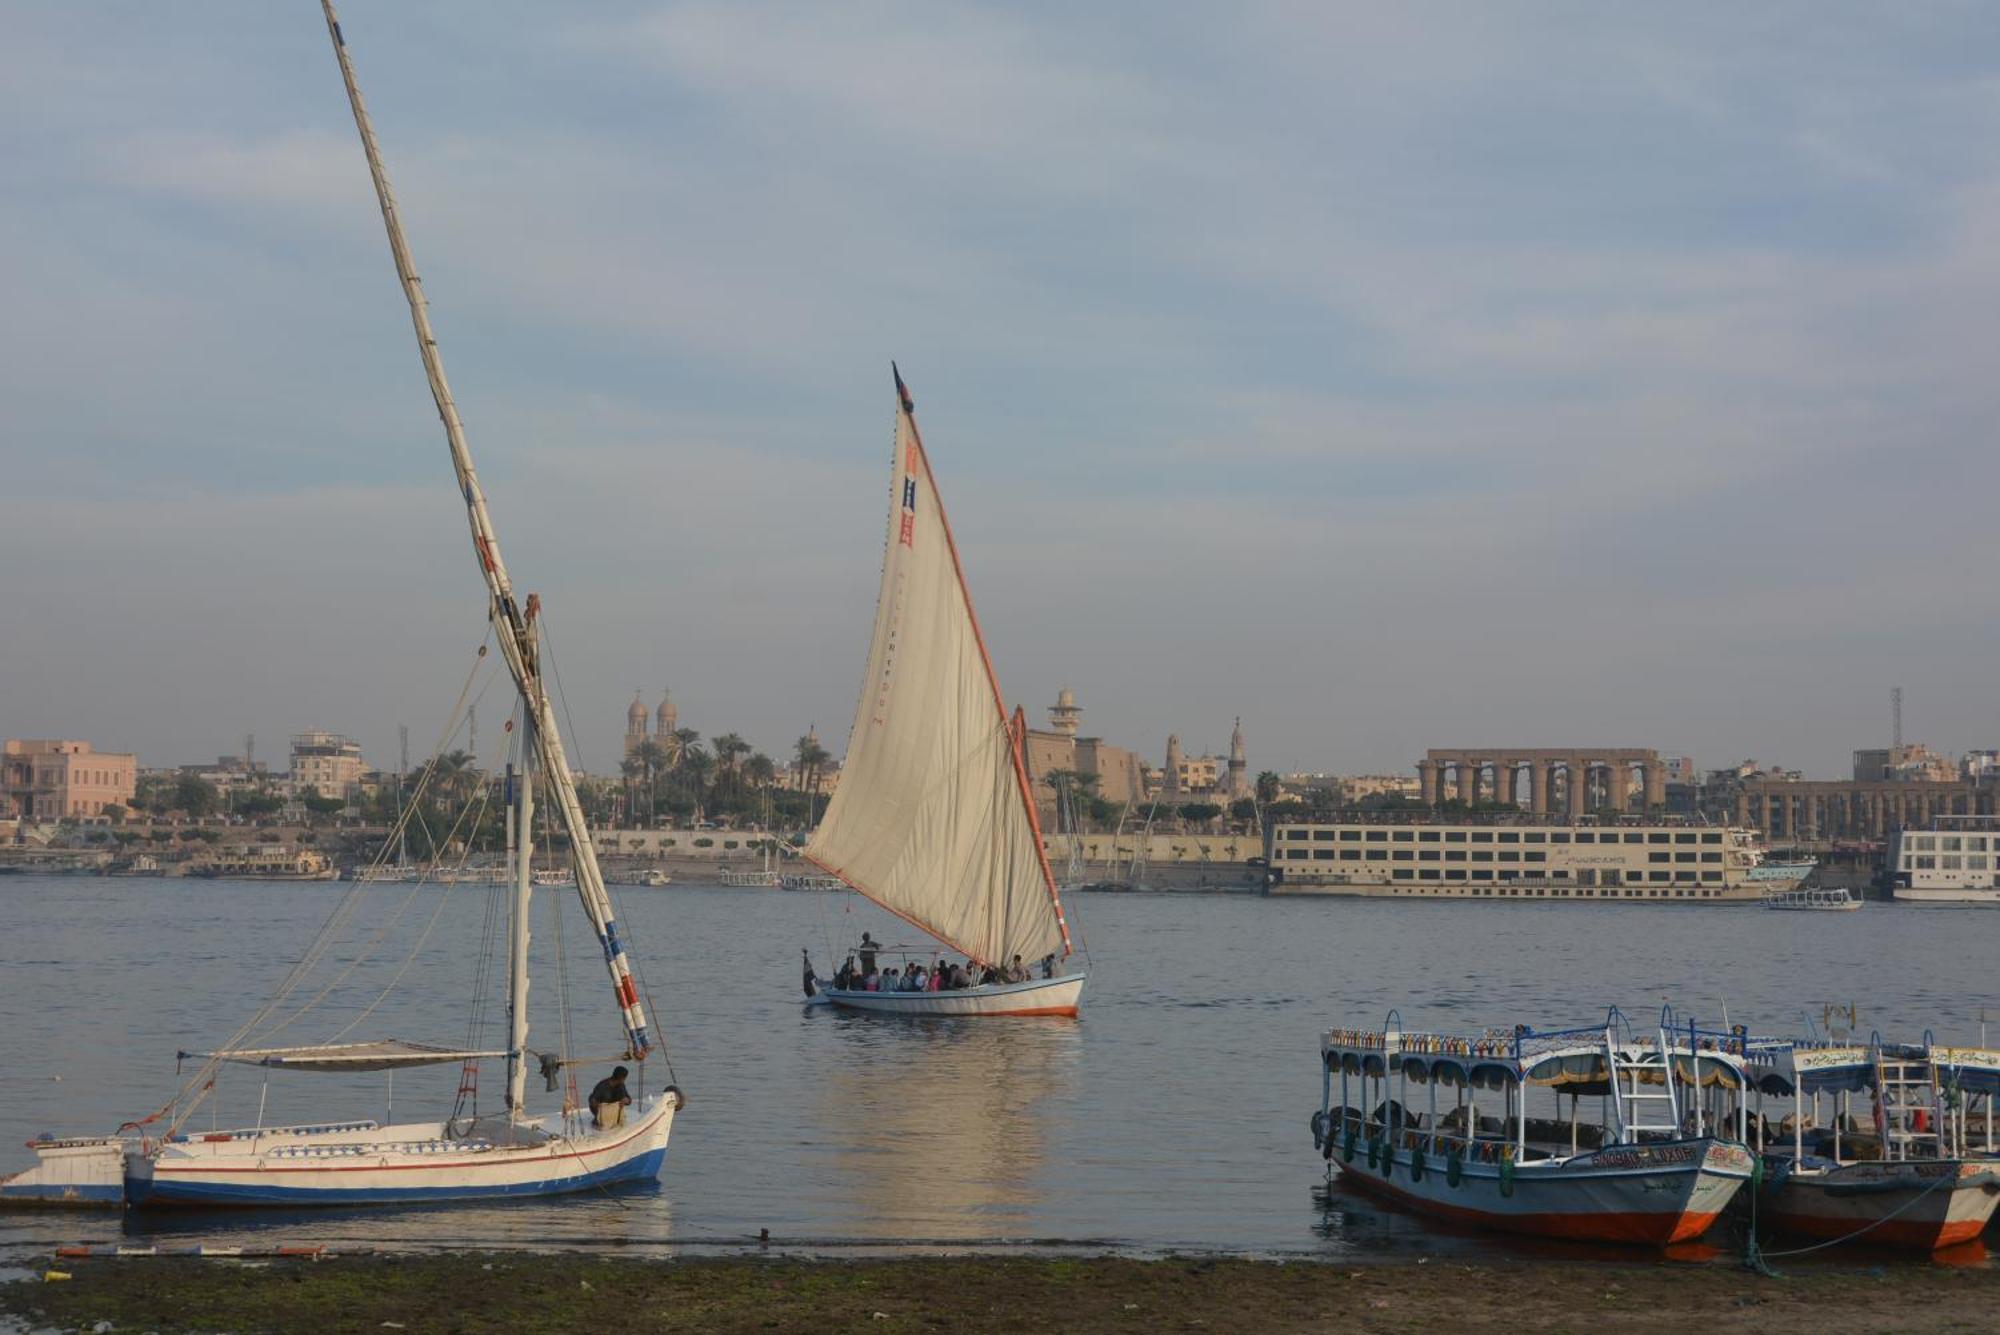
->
[1763,885,1861,911]
[611,868,672,888]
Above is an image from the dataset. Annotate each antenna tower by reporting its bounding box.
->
[1892,685,1903,751]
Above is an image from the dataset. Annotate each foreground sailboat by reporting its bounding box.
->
[802,371,1086,1017]
[2,3,677,1208]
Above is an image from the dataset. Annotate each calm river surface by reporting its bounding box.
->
[1,875,1993,1262]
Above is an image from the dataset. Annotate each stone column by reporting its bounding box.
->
[1598,764,1621,814]
[1492,763,1513,807]
[1735,790,1750,826]
[1457,762,1476,806]
[1564,764,1584,820]
[1417,760,1438,806]
[1801,794,1817,840]
[1644,761,1667,811]
[1531,760,1552,816]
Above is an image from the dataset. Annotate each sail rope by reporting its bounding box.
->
[537,617,677,1088]
[258,692,505,1046]
[322,758,503,1044]
[148,640,495,1137]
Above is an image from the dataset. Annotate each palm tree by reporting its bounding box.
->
[664,727,702,771]
[1255,770,1283,807]
[711,732,750,800]
[745,753,777,790]
[623,739,670,824]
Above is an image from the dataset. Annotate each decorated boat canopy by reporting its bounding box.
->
[182,1040,510,1073]
[1933,1046,2000,1095]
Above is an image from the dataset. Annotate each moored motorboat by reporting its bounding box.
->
[1762,885,1862,911]
[1311,1010,1755,1245]
[1735,1036,2000,1250]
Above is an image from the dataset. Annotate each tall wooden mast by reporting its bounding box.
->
[320,1,652,1058]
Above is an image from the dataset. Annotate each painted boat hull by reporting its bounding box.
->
[1760,1159,2000,1251]
[1331,1135,1752,1246]
[813,973,1084,1017]
[127,1095,677,1207]
[0,1137,129,1208]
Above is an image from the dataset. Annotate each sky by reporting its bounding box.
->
[6,2,2000,781]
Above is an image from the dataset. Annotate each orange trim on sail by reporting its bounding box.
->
[898,376,1073,956]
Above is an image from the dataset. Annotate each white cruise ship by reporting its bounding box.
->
[1266,820,1770,902]
[1889,817,2000,906]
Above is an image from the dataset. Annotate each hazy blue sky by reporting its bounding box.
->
[6,2,2000,780]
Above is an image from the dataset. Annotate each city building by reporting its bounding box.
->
[2,739,137,820]
[1854,744,1956,783]
[1022,688,1148,812]
[289,730,365,799]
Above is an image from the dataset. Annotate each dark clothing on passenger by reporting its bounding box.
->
[589,1075,628,1109]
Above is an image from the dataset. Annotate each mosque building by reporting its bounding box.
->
[1021,688,1251,818]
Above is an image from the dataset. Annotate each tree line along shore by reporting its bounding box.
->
[4,1253,1996,1334]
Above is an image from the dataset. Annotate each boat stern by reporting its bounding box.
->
[0,1136,131,1208]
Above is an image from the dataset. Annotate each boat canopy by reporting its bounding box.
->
[182,1040,510,1073]
[1934,1047,2000,1095]
[1399,1054,1519,1088]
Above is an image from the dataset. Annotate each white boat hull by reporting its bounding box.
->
[126,1094,678,1207]
[813,973,1084,1017]
[1760,1159,2000,1251]
[1327,1132,1752,1245]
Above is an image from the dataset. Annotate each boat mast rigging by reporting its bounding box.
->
[320,0,651,1058]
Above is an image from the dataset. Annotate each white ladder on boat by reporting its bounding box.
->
[1873,1051,1937,1162]
[1606,1031,1681,1143]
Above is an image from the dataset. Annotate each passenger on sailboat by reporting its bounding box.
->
[588,1067,632,1130]
[858,933,882,973]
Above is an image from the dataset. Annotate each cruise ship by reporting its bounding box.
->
[1266,820,1771,902]
[1889,816,2000,906]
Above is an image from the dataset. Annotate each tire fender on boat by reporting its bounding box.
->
[1366,1138,1380,1170]
[1446,1150,1463,1188]
[1342,1129,1357,1164]
[1410,1149,1426,1183]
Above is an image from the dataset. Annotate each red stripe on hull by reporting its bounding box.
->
[1766,1210,1988,1252]
[1339,1165,1719,1246]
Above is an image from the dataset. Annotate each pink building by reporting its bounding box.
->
[2,739,138,820]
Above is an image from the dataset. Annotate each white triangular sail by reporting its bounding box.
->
[806,371,1072,968]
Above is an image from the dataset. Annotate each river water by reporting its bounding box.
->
[0,875,1993,1262]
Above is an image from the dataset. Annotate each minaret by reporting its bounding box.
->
[1163,734,1184,796]
[1227,716,1247,799]
[1049,687,1081,738]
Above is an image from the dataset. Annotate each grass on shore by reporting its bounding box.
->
[4,1252,1997,1334]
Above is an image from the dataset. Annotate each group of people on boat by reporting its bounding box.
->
[803,933,1057,997]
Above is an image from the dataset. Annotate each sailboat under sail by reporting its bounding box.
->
[803,370,1086,1017]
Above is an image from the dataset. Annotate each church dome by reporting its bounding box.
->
[657,692,677,732]
[627,695,647,724]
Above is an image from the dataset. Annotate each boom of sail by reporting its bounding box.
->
[806,369,1072,968]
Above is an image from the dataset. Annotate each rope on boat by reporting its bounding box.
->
[1743,1156,1961,1275]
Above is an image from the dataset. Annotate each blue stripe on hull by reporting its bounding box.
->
[128,1147,666,1208]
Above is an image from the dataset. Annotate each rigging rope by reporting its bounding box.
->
[152,638,495,1137]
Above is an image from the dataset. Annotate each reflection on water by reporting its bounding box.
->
[808,1014,1079,1240]
[0,878,1993,1264]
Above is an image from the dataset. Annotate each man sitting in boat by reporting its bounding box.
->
[588,1067,632,1130]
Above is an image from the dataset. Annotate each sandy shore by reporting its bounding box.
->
[4,1253,1996,1333]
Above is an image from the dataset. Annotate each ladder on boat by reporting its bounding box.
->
[1605,1029,1681,1143]
[1872,1047,1939,1162]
